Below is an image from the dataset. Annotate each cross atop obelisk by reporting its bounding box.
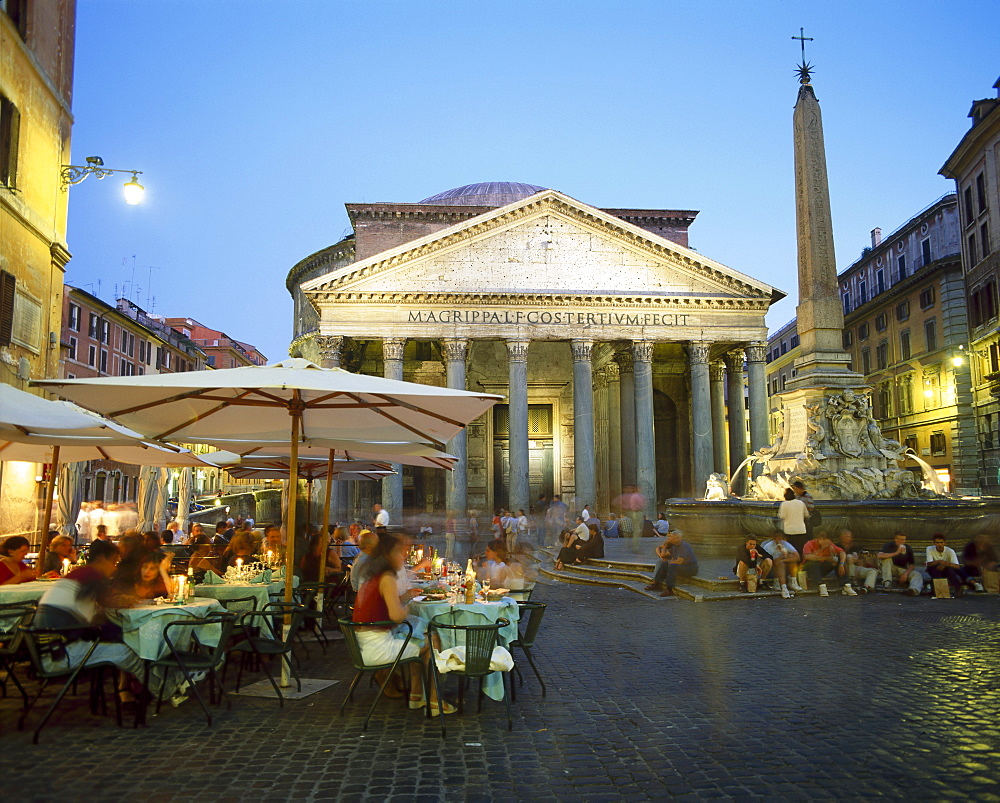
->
[792,27,815,84]
[787,30,862,389]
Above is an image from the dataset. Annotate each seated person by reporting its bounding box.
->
[603,514,620,539]
[42,535,78,575]
[734,535,773,592]
[114,532,147,582]
[801,531,847,593]
[113,549,174,601]
[257,525,284,563]
[837,530,877,593]
[477,539,511,588]
[554,518,591,570]
[187,537,220,582]
[332,526,360,567]
[352,530,454,715]
[211,520,232,548]
[585,524,605,560]
[222,531,257,568]
[141,530,162,552]
[925,533,974,596]
[644,530,697,597]
[300,531,343,583]
[34,539,145,697]
[762,530,801,597]
[877,532,923,596]
[962,533,997,592]
[350,530,378,592]
[0,535,40,585]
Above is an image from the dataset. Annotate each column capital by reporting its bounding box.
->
[615,350,634,373]
[633,340,654,364]
[382,338,406,361]
[745,341,768,363]
[571,338,594,362]
[442,338,469,362]
[723,348,745,370]
[709,361,725,382]
[506,339,530,362]
[688,342,711,365]
[315,335,344,369]
[594,367,609,390]
[605,361,620,381]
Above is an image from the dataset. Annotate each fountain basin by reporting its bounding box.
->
[664,497,1000,557]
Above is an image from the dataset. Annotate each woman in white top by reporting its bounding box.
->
[477,539,510,588]
[778,488,809,539]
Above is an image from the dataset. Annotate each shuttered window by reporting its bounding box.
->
[0,270,15,346]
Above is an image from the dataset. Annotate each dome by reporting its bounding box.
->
[419,181,547,207]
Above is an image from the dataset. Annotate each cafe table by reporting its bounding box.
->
[406,596,520,701]
[0,579,53,608]
[193,582,272,614]
[107,597,227,662]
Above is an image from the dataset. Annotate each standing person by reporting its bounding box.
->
[925,533,974,596]
[837,530,877,594]
[76,502,92,544]
[536,495,549,544]
[466,510,480,564]
[778,488,809,553]
[88,501,106,540]
[372,502,389,530]
[791,481,817,541]
[515,508,529,546]
[762,530,802,598]
[877,532,923,596]
[644,530,698,598]
[444,510,457,561]
[546,495,568,546]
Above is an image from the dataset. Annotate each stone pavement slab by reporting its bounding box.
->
[1,578,998,801]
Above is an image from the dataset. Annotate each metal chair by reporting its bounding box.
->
[508,601,546,700]
[17,625,122,744]
[338,618,423,731]
[144,612,236,725]
[294,584,330,655]
[231,602,306,706]
[427,614,513,736]
[0,603,35,706]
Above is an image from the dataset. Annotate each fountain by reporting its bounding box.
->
[665,50,1000,557]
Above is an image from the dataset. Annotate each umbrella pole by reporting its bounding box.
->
[38,445,60,574]
[317,449,335,614]
[282,407,301,688]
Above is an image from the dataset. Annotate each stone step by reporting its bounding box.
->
[587,557,742,592]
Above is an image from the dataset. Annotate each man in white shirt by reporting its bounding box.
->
[373,503,389,529]
[925,533,973,596]
[762,530,802,598]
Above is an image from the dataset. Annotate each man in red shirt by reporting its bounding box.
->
[802,531,848,595]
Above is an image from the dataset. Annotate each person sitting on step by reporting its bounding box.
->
[801,531,848,595]
[761,530,802,598]
[644,530,698,597]
[734,535,773,593]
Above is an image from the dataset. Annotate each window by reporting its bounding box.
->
[875,313,887,332]
[100,319,110,344]
[923,371,940,410]
[919,287,935,309]
[842,293,851,315]
[68,303,81,331]
[859,280,868,305]
[876,268,885,294]
[972,280,998,327]
[89,313,99,338]
[842,330,853,349]
[921,238,932,267]
[790,335,799,348]
[124,360,135,376]
[780,341,788,356]
[1,0,28,39]
[977,172,987,214]
[985,414,995,449]
[930,432,946,456]
[781,374,788,390]
[0,93,20,189]
[991,342,1000,374]
[876,341,889,370]
[877,381,893,418]
[965,186,975,223]
[904,434,918,454]
[858,322,870,341]
[121,330,134,358]
[861,348,871,374]
[900,331,911,360]
[99,349,108,373]
[925,320,937,351]
[983,222,991,257]
[899,375,913,415]
[119,358,127,376]
[0,270,14,346]
[87,345,96,367]
[897,255,907,280]
[895,300,910,321]
[968,233,978,266]
[67,336,77,361]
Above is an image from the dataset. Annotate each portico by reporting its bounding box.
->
[290,185,783,523]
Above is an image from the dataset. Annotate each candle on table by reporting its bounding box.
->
[62,558,70,575]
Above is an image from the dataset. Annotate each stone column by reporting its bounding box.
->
[617,350,637,487]
[745,341,769,478]
[572,339,597,514]
[443,338,469,529]
[689,342,714,498]
[381,338,406,526]
[594,366,610,515]
[709,362,728,477]
[316,336,345,521]
[506,339,530,515]
[724,348,748,495]
[633,341,656,519]
[606,361,623,504]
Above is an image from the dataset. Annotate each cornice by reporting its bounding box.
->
[303,192,779,302]
[285,236,355,292]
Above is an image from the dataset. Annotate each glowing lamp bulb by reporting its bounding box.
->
[123,175,144,205]
[952,356,964,367]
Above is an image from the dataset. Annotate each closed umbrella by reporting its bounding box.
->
[175,467,193,534]
[56,462,84,540]
[153,467,170,533]
[137,465,161,532]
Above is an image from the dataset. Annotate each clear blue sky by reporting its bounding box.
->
[66,0,999,362]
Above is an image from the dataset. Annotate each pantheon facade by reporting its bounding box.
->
[287,183,784,522]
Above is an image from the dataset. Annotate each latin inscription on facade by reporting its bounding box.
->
[406,309,691,327]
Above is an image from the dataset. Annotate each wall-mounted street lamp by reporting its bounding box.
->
[61,156,145,205]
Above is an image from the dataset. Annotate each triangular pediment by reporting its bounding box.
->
[301,190,781,304]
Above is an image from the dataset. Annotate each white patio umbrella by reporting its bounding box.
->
[35,358,500,611]
[137,466,171,532]
[204,438,459,470]
[1,383,207,565]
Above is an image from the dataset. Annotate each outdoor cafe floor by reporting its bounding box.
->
[1,577,999,800]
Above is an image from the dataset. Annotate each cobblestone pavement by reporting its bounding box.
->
[2,581,999,801]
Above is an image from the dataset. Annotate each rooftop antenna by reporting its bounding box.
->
[142,265,163,310]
